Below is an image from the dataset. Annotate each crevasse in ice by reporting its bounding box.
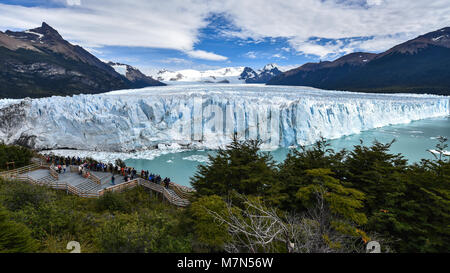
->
[0,84,448,152]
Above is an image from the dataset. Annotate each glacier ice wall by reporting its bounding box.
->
[0,84,448,152]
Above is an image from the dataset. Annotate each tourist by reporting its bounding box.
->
[111,175,115,185]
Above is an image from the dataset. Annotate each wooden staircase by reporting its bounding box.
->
[75,179,102,193]
[37,174,57,184]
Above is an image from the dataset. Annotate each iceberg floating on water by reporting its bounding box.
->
[0,84,448,152]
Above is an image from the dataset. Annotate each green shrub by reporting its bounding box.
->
[96,191,131,213]
[1,180,56,211]
[0,144,33,171]
[0,206,38,253]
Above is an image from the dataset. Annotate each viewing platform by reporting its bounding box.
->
[0,160,192,207]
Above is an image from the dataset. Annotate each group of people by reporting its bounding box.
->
[53,164,66,174]
[44,154,173,188]
[46,155,83,167]
[113,167,171,188]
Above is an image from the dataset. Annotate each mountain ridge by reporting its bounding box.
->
[0,22,164,99]
[268,27,450,95]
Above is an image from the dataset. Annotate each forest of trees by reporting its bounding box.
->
[189,136,450,253]
[0,137,449,253]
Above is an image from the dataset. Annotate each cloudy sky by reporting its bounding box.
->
[1,0,450,74]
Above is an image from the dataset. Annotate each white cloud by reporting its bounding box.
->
[289,38,355,60]
[244,51,257,59]
[271,53,286,59]
[160,58,192,65]
[0,1,225,60]
[366,0,384,6]
[0,0,449,60]
[66,0,81,6]
[185,50,227,61]
[213,0,450,57]
[277,64,300,72]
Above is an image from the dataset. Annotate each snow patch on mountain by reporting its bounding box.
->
[110,63,128,76]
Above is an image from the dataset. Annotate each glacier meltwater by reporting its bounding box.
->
[0,84,448,152]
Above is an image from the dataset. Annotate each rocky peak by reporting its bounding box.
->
[29,22,64,41]
[239,67,258,80]
[262,63,277,71]
[379,27,450,57]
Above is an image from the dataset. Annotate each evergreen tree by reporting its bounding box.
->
[0,206,38,253]
[191,136,277,199]
[277,138,347,211]
[343,140,408,216]
[295,168,369,246]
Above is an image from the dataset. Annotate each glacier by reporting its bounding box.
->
[0,84,448,153]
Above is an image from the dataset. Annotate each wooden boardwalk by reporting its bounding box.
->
[0,160,193,207]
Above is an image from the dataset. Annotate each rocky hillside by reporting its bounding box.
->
[268,27,450,95]
[107,62,165,88]
[0,22,164,99]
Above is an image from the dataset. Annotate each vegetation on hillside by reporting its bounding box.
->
[0,180,193,253]
[189,136,450,253]
[0,143,33,171]
[0,136,448,253]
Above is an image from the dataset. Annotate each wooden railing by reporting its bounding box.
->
[0,162,41,179]
[139,179,190,207]
[81,169,101,185]
[89,172,101,185]
[2,164,191,206]
[162,189,190,207]
[99,179,139,195]
[169,182,195,199]
[49,165,59,180]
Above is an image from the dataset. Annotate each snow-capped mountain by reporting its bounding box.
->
[239,64,283,83]
[0,22,165,98]
[238,67,258,81]
[154,67,246,83]
[153,64,285,85]
[107,62,165,88]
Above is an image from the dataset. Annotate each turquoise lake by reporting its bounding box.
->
[125,116,450,187]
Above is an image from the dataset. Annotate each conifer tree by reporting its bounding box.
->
[191,135,277,198]
[0,206,38,253]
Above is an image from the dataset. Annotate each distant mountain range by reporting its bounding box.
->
[0,22,164,99]
[154,67,245,83]
[154,63,284,84]
[268,27,450,95]
[2,23,448,98]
